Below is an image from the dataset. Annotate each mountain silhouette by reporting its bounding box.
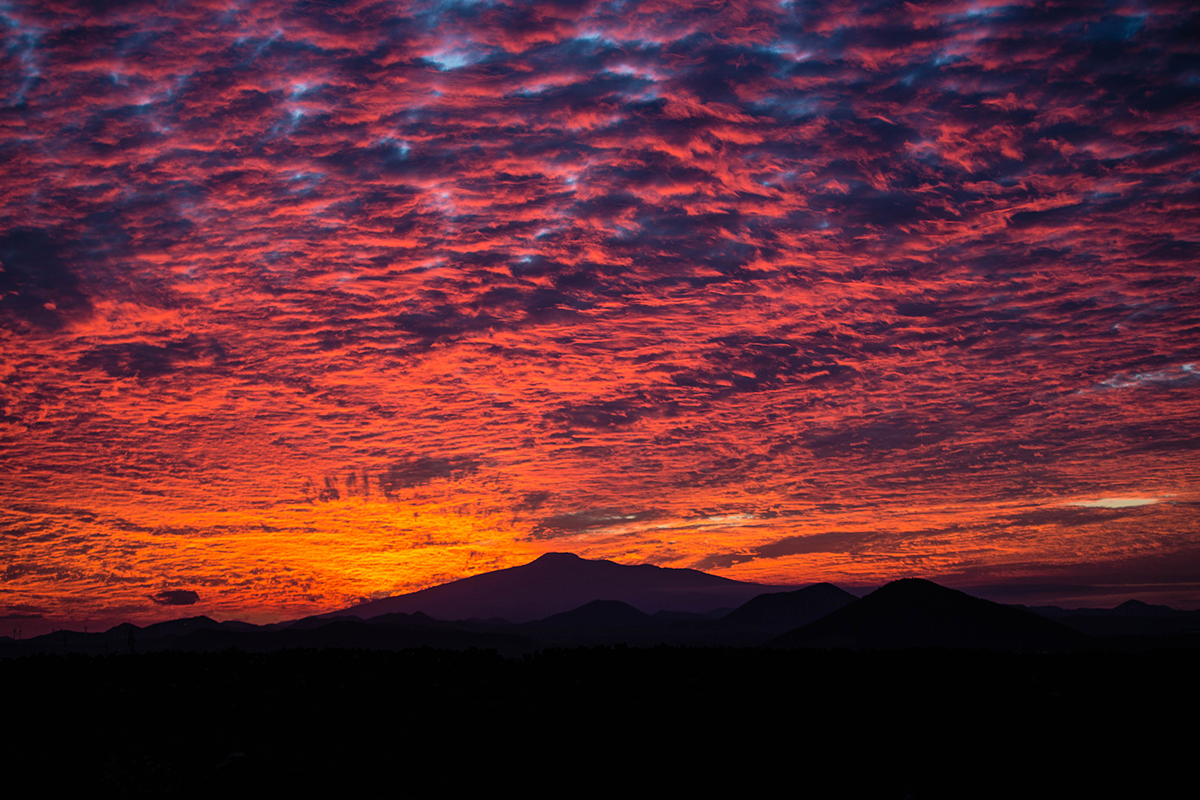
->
[140,615,258,635]
[1028,599,1200,637]
[337,552,790,622]
[772,578,1087,651]
[530,600,657,628]
[721,583,858,634]
[1112,599,1186,618]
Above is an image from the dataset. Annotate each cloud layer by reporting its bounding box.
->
[2,0,1198,623]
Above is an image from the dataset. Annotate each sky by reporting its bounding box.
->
[2,0,1198,632]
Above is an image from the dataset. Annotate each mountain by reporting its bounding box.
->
[772,578,1087,651]
[530,600,657,628]
[1112,599,1185,618]
[721,583,858,634]
[140,615,248,636]
[1027,599,1200,637]
[336,552,792,622]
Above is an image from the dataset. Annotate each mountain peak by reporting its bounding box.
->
[533,552,584,563]
[339,551,791,622]
[773,577,1085,651]
[876,577,948,593]
[722,582,857,633]
[1113,598,1177,617]
[532,599,654,628]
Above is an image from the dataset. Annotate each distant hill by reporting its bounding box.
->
[722,583,858,634]
[336,552,792,622]
[1026,599,1200,637]
[772,578,1087,651]
[139,615,259,636]
[530,600,657,628]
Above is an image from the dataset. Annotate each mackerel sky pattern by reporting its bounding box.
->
[2,0,1199,628]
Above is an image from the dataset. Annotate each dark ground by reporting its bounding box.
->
[3,646,1194,798]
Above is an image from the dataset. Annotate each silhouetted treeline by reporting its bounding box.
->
[2,646,1195,798]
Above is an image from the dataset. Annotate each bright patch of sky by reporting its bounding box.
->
[575,30,617,47]
[1099,364,1198,390]
[424,42,487,71]
[950,2,1002,21]
[646,514,758,531]
[593,513,759,536]
[766,42,812,62]
[608,63,659,82]
[377,136,410,157]
[1067,497,1160,508]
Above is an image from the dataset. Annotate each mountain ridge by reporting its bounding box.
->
[772,578,1088,651]
[334,551,795,622]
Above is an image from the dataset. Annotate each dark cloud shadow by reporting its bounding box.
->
[0,228,92,330]
[149,590,199,606]
[379,456,481,496]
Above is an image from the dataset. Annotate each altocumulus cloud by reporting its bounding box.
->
[0,0,1197,618]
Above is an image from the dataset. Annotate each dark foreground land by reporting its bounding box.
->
[4,645,1195,798]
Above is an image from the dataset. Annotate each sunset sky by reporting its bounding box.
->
[3,0,1198,632]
